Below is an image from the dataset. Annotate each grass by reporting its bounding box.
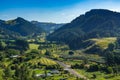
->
[34,69,47,74]
[39,57,57,65]
[26,43,39,53]
[29,57,57,66]
[64,60,83,65]
[75,69,120,80]
[49,75,76,80]
[51,54,59,58]
[29,43,39,50]
[27,39,35,42]
[76,69,106,80]
[91,37,116,49]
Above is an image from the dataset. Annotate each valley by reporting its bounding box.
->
[1,9,120,80]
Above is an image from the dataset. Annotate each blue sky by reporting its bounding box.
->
[0,0,120,23]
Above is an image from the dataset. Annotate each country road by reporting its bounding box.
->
[56,61,89,80]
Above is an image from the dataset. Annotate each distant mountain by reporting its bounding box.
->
[31,21,65,34]
[0,17,44,37]
[0,27,21,39]
[48,9,120,49]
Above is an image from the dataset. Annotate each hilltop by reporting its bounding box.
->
[48,9,120,49]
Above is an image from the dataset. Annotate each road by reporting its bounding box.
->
[56,61,89,80]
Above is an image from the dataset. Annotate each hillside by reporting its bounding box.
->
[82,37,116,54]
[48,9,120,49]
[90,37,116,49]
[31,21,65,34]
[0,27,21,39]
[0,17,44,37]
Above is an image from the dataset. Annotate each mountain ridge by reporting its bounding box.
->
[31,21,65,34]
[0,17,44,37]
[47,9,120,49]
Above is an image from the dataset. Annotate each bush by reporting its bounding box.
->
[68,51,74,55]
[85,45,103,54]
[87,64,99,72]
[46,65,60,69]
[106,67,113,74]
[45,50,51,56]
[15,39,29,50]
[7,49,20,56]
[71,63,84,69]
[92,74,97,79]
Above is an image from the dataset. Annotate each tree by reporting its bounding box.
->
[0,41,6,50]
[14,65,20,79]
[68,51,74,55]
[83,57,88,64]
[45,50,51,56]
[87,64,99,72]
[116,37,120,48]
[0,52,5,61]
[2,67,12,80]
[32,71,37,79]
[7,49,20,57]
[15,39,29,51]
[113,64,119,76]
[14,64,31,80]
[108,43,115,51]
[85,45,103,54]
[44,70,47,78]
[106,67,113,74]
[105,51,115,66]
[92,74,96,79]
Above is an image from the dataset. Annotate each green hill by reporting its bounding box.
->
[48,9,120,49]
[83,37,116,54]
[90,37,116,49]
[31,21,65,34]
[0,17,44,37]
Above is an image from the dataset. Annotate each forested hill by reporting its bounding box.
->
[47,9,120,49]
[0,17,44,37]
[31,21,65,34]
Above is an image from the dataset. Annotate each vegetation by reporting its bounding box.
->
[1,9,120,80]
[48,9,120,49]
[0,17,44,37]
[85,37,116,54]
[90,37,116,49]
[31,21,64,34]
[29,43,39,50]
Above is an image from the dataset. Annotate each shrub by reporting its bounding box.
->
[87,64,99,72]
[106,67,113,74]
[68,51,74,55]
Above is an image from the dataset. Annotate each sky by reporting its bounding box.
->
[0,0,120,23]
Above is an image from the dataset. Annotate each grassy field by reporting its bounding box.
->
[91,37,116,49]
[34,69,48,74]
[26,43,40,53]
[29,57,57,66]
[75,69,120,80]
[64,60,83,65]
[39,57,57,65]
[29,43,39,50]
